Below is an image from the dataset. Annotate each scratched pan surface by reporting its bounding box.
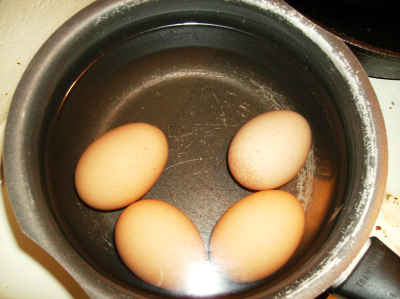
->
[46,24,345,297]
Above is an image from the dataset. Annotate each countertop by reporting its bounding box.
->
[0,1,399,298]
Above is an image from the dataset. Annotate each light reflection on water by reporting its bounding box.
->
[185,261,227,296]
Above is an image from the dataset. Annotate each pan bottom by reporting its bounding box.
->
[46,24,344,297]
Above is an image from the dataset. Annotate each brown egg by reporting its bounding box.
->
[114,200,208,292]
[209,190,305,283]
[74,123,168,210]
[228,110,312,190]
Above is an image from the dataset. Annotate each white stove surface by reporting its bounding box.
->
[0,1,399,298]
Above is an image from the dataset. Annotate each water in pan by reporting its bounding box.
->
[46,26,342,297]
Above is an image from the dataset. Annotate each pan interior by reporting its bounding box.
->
[45,24,346,297]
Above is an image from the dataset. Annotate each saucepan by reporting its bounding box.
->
[4,0,399,298]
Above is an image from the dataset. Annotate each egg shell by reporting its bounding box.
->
[74,123,168,210]
[209,190,305,283]
[228,110,312,190]
[114,199,208,292]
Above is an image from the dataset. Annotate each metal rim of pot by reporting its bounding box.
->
[3,0,388,298]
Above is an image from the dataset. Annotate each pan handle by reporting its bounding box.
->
[329,237,400,299]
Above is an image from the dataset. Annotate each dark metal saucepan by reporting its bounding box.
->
[4,0,399,298]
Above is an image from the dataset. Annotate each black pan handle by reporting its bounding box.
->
[329,237,400,299]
